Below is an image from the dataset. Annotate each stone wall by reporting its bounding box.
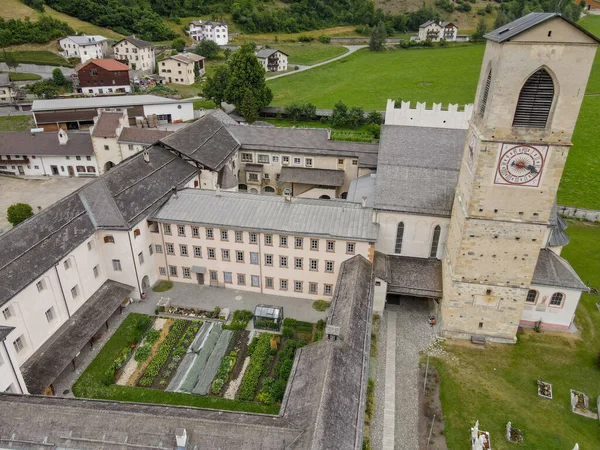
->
[384,100,473,129]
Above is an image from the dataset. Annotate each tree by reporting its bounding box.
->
[52,68,66,86]
[3,50,19,73]
[29,80,59,99]
[172,37,186,52]
[195,39,220,59]
[347,106,364,129]
[238,90,259,124]
[203,65,230,107]
[471,17,488,42]
[284,102,304,122]
[494,10,510,30]
[369,21,387,52]
[7,203,33,226]
[366,110,383,125]
[330,100,348,128]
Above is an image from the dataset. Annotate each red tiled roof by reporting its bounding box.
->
[78,58,129,72]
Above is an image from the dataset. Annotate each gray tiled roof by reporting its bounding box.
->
[347,173,376,206]
[114,35,153,49]
[374,125,466,216]
[117,127,171,144]
[21,280,134,394]
[151,189,379,241]
[256,48,287,58]
[484,13,600,43]
[0,132,93,156]
[374,252,442,298]
[531,249,587,291]
[160,113,240,171]
[64,35,107,45]
[0,73,10,86]
[91,112,123,137]
[32,95,183,112]
[278,167,345,187]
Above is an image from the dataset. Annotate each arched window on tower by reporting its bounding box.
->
[395,222,404,254]
[430,225,441,258]
[512,68,555,128]
[479,69,491,117]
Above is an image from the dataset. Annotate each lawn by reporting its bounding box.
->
[0,116,33,132]
[268,45,486,109]
[1,72,41,81]
[73,312,279,414]
[0,50,71,67]
[274,44,348,65]
[235,26,361,43]
[434,220,600,450]
[262,118,377,142]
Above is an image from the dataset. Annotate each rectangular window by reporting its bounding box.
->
[280,279,288,290]
[235,231,243,243]
[112,259,122,271]
[248,173,259,182]
[324,284,333,296]
[2,307,12,320]
[265,234,273,246]
[149,244,153,256]
[169,265,178,277]
[294,280,303,292]
[295,257,303,269]
[250,252,259,265]
[166,243,175,255]
[178,225,186,236]
[337,158,344,165]
[282,155,290,165]
[224,272,233,284]
[280,235,288,247]
[221,230,229,241]
[236,251,244,263]
[13,336,25,353]
[71,285,80,299]
[309,282,318,294]
[155,244,163,254]
[352,159,358,166]
[45,307,54,323]
[222,249,230,261]
[192,226,199,237]
[325,261,334,273]
[326,240,335,252]
[138,252,144,264]
[159,267,167,276]
[310,239,319,251]
[87,241,93,251]
[293,157,302,165]
[257,154,269,164]
[265,254,273,266]
[347,242,356,254]
[310,259,318,271]
[295,237,303,249]
[63,259,71,270]
[249,232,257,244]
[265,277,274,289]
[183,267,191,278]
[272,156,279,163]
[93,265,99,278]
[208,248,216,259]
[164,224,172,235]
[36,280,45,292]
[251,275,260,287]
[104,235,115,244]
[241,153,253,162]
[237,273,246,285]
[210,270,218,281]
[305,158,313,168]
[193,246,202,258]
[206,228,214,239]
[180,245,188,257]
[280,256,288,268]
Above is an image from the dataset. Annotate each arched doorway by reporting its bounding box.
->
[238,183,248,191]
[263,186,275,194]
[141,275,150,289]
[319,195,331,199]
[104,161,115,172]
[341,192,348,199]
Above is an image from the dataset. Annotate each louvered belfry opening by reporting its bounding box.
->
[479,69,492,117]
[512,68,555,128]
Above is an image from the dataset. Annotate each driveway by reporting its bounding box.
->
[372,299,436,450]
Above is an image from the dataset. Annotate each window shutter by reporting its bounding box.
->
[512,69,554,128]
[479,69,491,117]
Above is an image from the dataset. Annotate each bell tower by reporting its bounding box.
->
[441,13,598,342]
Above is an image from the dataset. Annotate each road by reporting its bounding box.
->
[0,63,74,79]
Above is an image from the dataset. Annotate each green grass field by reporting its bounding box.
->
[434,220,600,450]
[0,116,33,132]
[274,44,348,65]
[0,51,71,67]
[2,72,42,81]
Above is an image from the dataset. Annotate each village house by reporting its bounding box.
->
[0,129,97,177]
[188,20,229,45]
[159,53,205,85]
[58,35,109,63]
[418,20,459,42]
[0,74,16,105]
[76,59,131,95]
[112,36,155,73]
[256,49,288,72]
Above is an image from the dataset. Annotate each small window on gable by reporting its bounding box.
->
[512,68,555,128]
[104,235,115,244]
[479,69,491,117]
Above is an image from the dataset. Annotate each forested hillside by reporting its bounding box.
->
[0,15,74,47]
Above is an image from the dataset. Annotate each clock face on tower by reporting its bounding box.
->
[494,143,548,187]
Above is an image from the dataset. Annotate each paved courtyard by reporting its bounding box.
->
[372,299,436,450]
[0,176,92,234]
[145,281,328,323]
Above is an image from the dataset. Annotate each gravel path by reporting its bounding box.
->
[224,356,250,399]
[371,310,387,450]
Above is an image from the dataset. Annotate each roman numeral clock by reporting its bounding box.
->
[494,143,548,187]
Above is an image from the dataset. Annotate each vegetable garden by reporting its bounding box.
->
[73,312,323,413]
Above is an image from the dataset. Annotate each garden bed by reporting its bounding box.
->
[537,380,553,399]
[570,389,598,419]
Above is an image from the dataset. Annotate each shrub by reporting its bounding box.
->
[318,35,331,44]
[172,37,186,52]
[7,203,33,226]
[145,328,161,344]
[312,300,331,311]
[255,318,280,330]
[298,35,314,42]
[279,359,294,381]
[456,2,472,12]
[224,309,254,330]
[316,319,326,331]
[212,378,225,394]
[134,344,152,363]
[367,123,381,139]
[283,318,297,329]
[195,40,220,59]
[282,326,294,339]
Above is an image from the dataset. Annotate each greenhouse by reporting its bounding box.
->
[253,305,284,331]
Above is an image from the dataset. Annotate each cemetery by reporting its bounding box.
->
[72,310,323,412]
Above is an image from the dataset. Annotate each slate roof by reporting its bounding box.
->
[0,73,10,86]
[113,35,153,49]
[64,35,107,46]
[548,203,570,247]
[0,145,196,307]
[0,326,15,341]
[21,280,134,394]
[531,249,588,291]
[256,48,288,58]
[278,167,345,186]
[374,251,443,297]
[374,125,466,216]
[484,13,600,43]
[160,113,240,171]
[0,132,93,156]
[91,111,123,138]
[168,52,205,64]
[117,127,171,144]
[32,95,184,111]
[78,58,129,72]
[347,173,376,206]
[226,125,379,168]
[151,189,379,241]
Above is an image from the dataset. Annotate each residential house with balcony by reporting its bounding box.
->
[76,59,131,95]
[159,53,205,85]
[59,35,108,64]
[112,36,156,73]
[418,20,458,42]
[256,49,288,72]
[188,20,228,45]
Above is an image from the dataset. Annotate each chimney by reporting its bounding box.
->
[326,129,331,140]
[361,197,367,208]
[171,186,177,198]
[143,150,149,163]
[215,184,221,196]
[57,129,69,145]
[175,428,187,449]
[284,193,291,202]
